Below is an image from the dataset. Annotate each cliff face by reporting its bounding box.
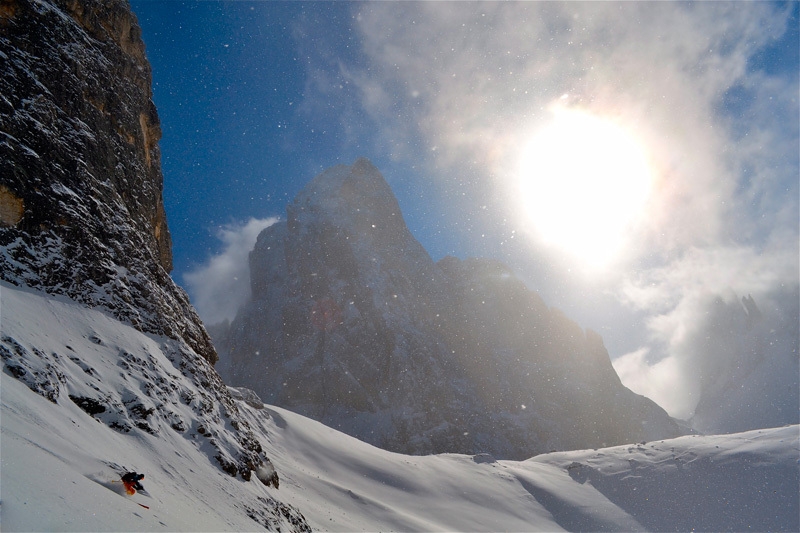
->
[689,292,799,434]
[218,158,683,459]
[0,0,302,497]
[0,0,212,362]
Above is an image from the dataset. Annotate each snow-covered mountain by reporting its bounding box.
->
[0,0,297,517]
[4,282,798,532]
[2,1,797,531]
[215,158,682,458]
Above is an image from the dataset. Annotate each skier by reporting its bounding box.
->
[121,472,145,495]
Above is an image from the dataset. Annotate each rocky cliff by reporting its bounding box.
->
[217,158,683,459]
[0,0,214,363]
[689,291,799,434]
[0,0,302,504]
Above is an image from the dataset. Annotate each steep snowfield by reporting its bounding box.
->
[2,282,798,532]
[0,282,307,532]
[2,374,277,532]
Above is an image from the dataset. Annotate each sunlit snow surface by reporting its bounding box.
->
[2,282,798,532]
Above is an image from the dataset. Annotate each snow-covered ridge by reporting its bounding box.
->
[3,281,797,531]
[1,281,309,531]
[253,402,800,532]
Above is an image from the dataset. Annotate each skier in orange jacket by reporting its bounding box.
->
[121,472,145,495]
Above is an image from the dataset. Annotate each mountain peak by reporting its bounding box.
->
[281,158,434,292]
[218,160,682,459]
[290,158,404,238]
[300,157,385,197]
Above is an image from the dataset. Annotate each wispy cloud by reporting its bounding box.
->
[616,245,798,418]
[183,217,278,325]
[616,286,799,421]
[344,2,795,252]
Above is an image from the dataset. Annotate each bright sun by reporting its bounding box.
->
[517,107,653,270]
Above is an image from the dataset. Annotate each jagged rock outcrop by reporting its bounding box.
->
[0,0,214,363]
[689,291,799,434]
[0,0,304,503]
[217,158,683,459]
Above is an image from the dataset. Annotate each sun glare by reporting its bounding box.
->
[517,107,653,270]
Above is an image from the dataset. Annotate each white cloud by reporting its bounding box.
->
[622,245,798,315]
[613,348,696,419]
[617,245,798,418]
[183,217,278,325]
[345,2,793,257]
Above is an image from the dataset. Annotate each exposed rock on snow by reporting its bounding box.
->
[0,283,282,488]
[229,386,267,410]
[217,158,683,459]
[1,283,308,531]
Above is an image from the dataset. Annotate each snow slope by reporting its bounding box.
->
[2,282,798,532]
[242,403,799,532]
[0,282,307,532]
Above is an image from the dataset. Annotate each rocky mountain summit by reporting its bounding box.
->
[0,4,308,522]
[215,158,683,459]
[689,292,799,434]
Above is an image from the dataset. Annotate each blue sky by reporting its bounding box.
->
[131,1,798,418]
[132,1,468,273]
